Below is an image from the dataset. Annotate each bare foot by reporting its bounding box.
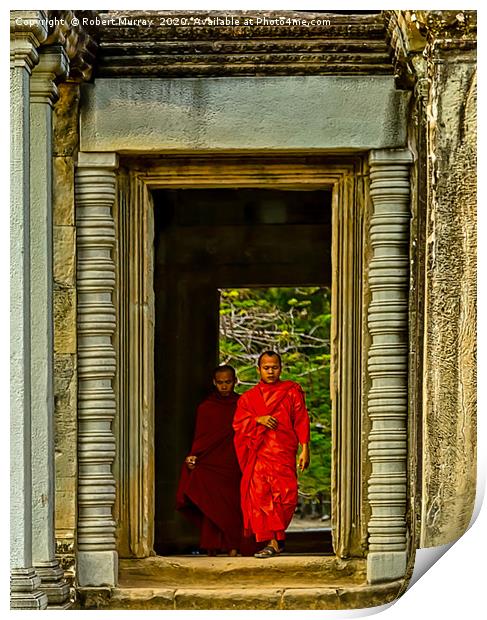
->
[269,539,280,553]
[228,549,238,557]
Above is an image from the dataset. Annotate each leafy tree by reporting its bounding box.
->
[219,287,332,507]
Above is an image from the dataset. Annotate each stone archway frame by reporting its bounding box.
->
[113,153,369,562]
[75,151,414,587]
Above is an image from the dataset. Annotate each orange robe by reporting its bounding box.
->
[232,379,310,543]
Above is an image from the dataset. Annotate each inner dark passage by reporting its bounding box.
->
[153,188,332,554]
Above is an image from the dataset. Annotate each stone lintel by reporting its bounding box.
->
[367,551,407,584]
[80,76,410,153]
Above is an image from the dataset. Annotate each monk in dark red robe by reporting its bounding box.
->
[233,351,310,558]
[176,365,247,556]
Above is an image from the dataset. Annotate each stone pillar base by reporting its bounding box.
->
[367,551,407,584]
[10,567,48,609]
[77,551,118,587]
[35,560,72,608]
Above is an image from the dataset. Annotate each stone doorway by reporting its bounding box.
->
[151,187,332,554]
[112,154,368,563]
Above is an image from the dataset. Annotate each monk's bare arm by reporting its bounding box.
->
[298,443,310,471]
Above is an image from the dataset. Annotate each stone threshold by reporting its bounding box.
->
[76,554,406,609]
[118,554,366,588]
[77,581,404,610]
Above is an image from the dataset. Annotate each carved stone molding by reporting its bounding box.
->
[30,45,69,105]
[10,11,48,71]
[383,10,426,89]
[10,569,47,610]
[366,149,413,584]
[412,10,477,46]
[114,170,155,558]
[94,10,393,78]
[75,152,119,587]
[41,11,99,82]
[10,9,97,82]
[330,163,367,558]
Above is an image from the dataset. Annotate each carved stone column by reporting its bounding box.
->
[75,152,119,587]
[29,45,71,608]
[366,149,413,583]
[10,11,48,610]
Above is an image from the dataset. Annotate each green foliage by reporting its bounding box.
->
[219,287,332,503]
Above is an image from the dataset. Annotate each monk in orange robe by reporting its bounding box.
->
[233,351,310,558]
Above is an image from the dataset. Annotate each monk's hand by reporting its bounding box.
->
[298,445,310,472]
[185,455,197,470]
[256,415,278,430]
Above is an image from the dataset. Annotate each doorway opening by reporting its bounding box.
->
[219,285,332,550]
[152,187,332,555]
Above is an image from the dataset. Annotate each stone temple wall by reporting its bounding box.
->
[52,82,80,580]
[419,27,477,547]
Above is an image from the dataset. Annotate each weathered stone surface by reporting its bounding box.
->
[55,489,76,532]
[54,353,76,413]
[110,588,174,610]
[421,49,477,547]
[282,581,403,610]
[95,11,392,78]
[53,288,76,354]
[53,82,80,157]
[118,555,367,588]
[53,226,76,287]
[80,76,410,153]
[76,587,112,610]
[53,157,74,226]
[175,587,284,610]
[54,353,77,541]
[76,580,405,610]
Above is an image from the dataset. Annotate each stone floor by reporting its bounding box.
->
[77,555,405,610]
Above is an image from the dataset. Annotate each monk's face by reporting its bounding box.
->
[258,355,282,384]
[213,370,236,397]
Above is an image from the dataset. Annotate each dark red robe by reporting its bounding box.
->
[233,380,310,543]
[176,391,246,552]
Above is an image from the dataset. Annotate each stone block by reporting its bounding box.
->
[54,226,76,287]
[53,157,75,226]
[281,587,340,609]
[54,353,76,411]
[77,551,118,588]
[174,588,283,610]
[53,83,80,157]
[54,288,76,354]
[54,489,76,532]
[281,582,402,610]
[80,76,410,153]
[110,588,175,610]
[367,552,407,584]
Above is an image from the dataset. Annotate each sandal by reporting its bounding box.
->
[254,545,278,558]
